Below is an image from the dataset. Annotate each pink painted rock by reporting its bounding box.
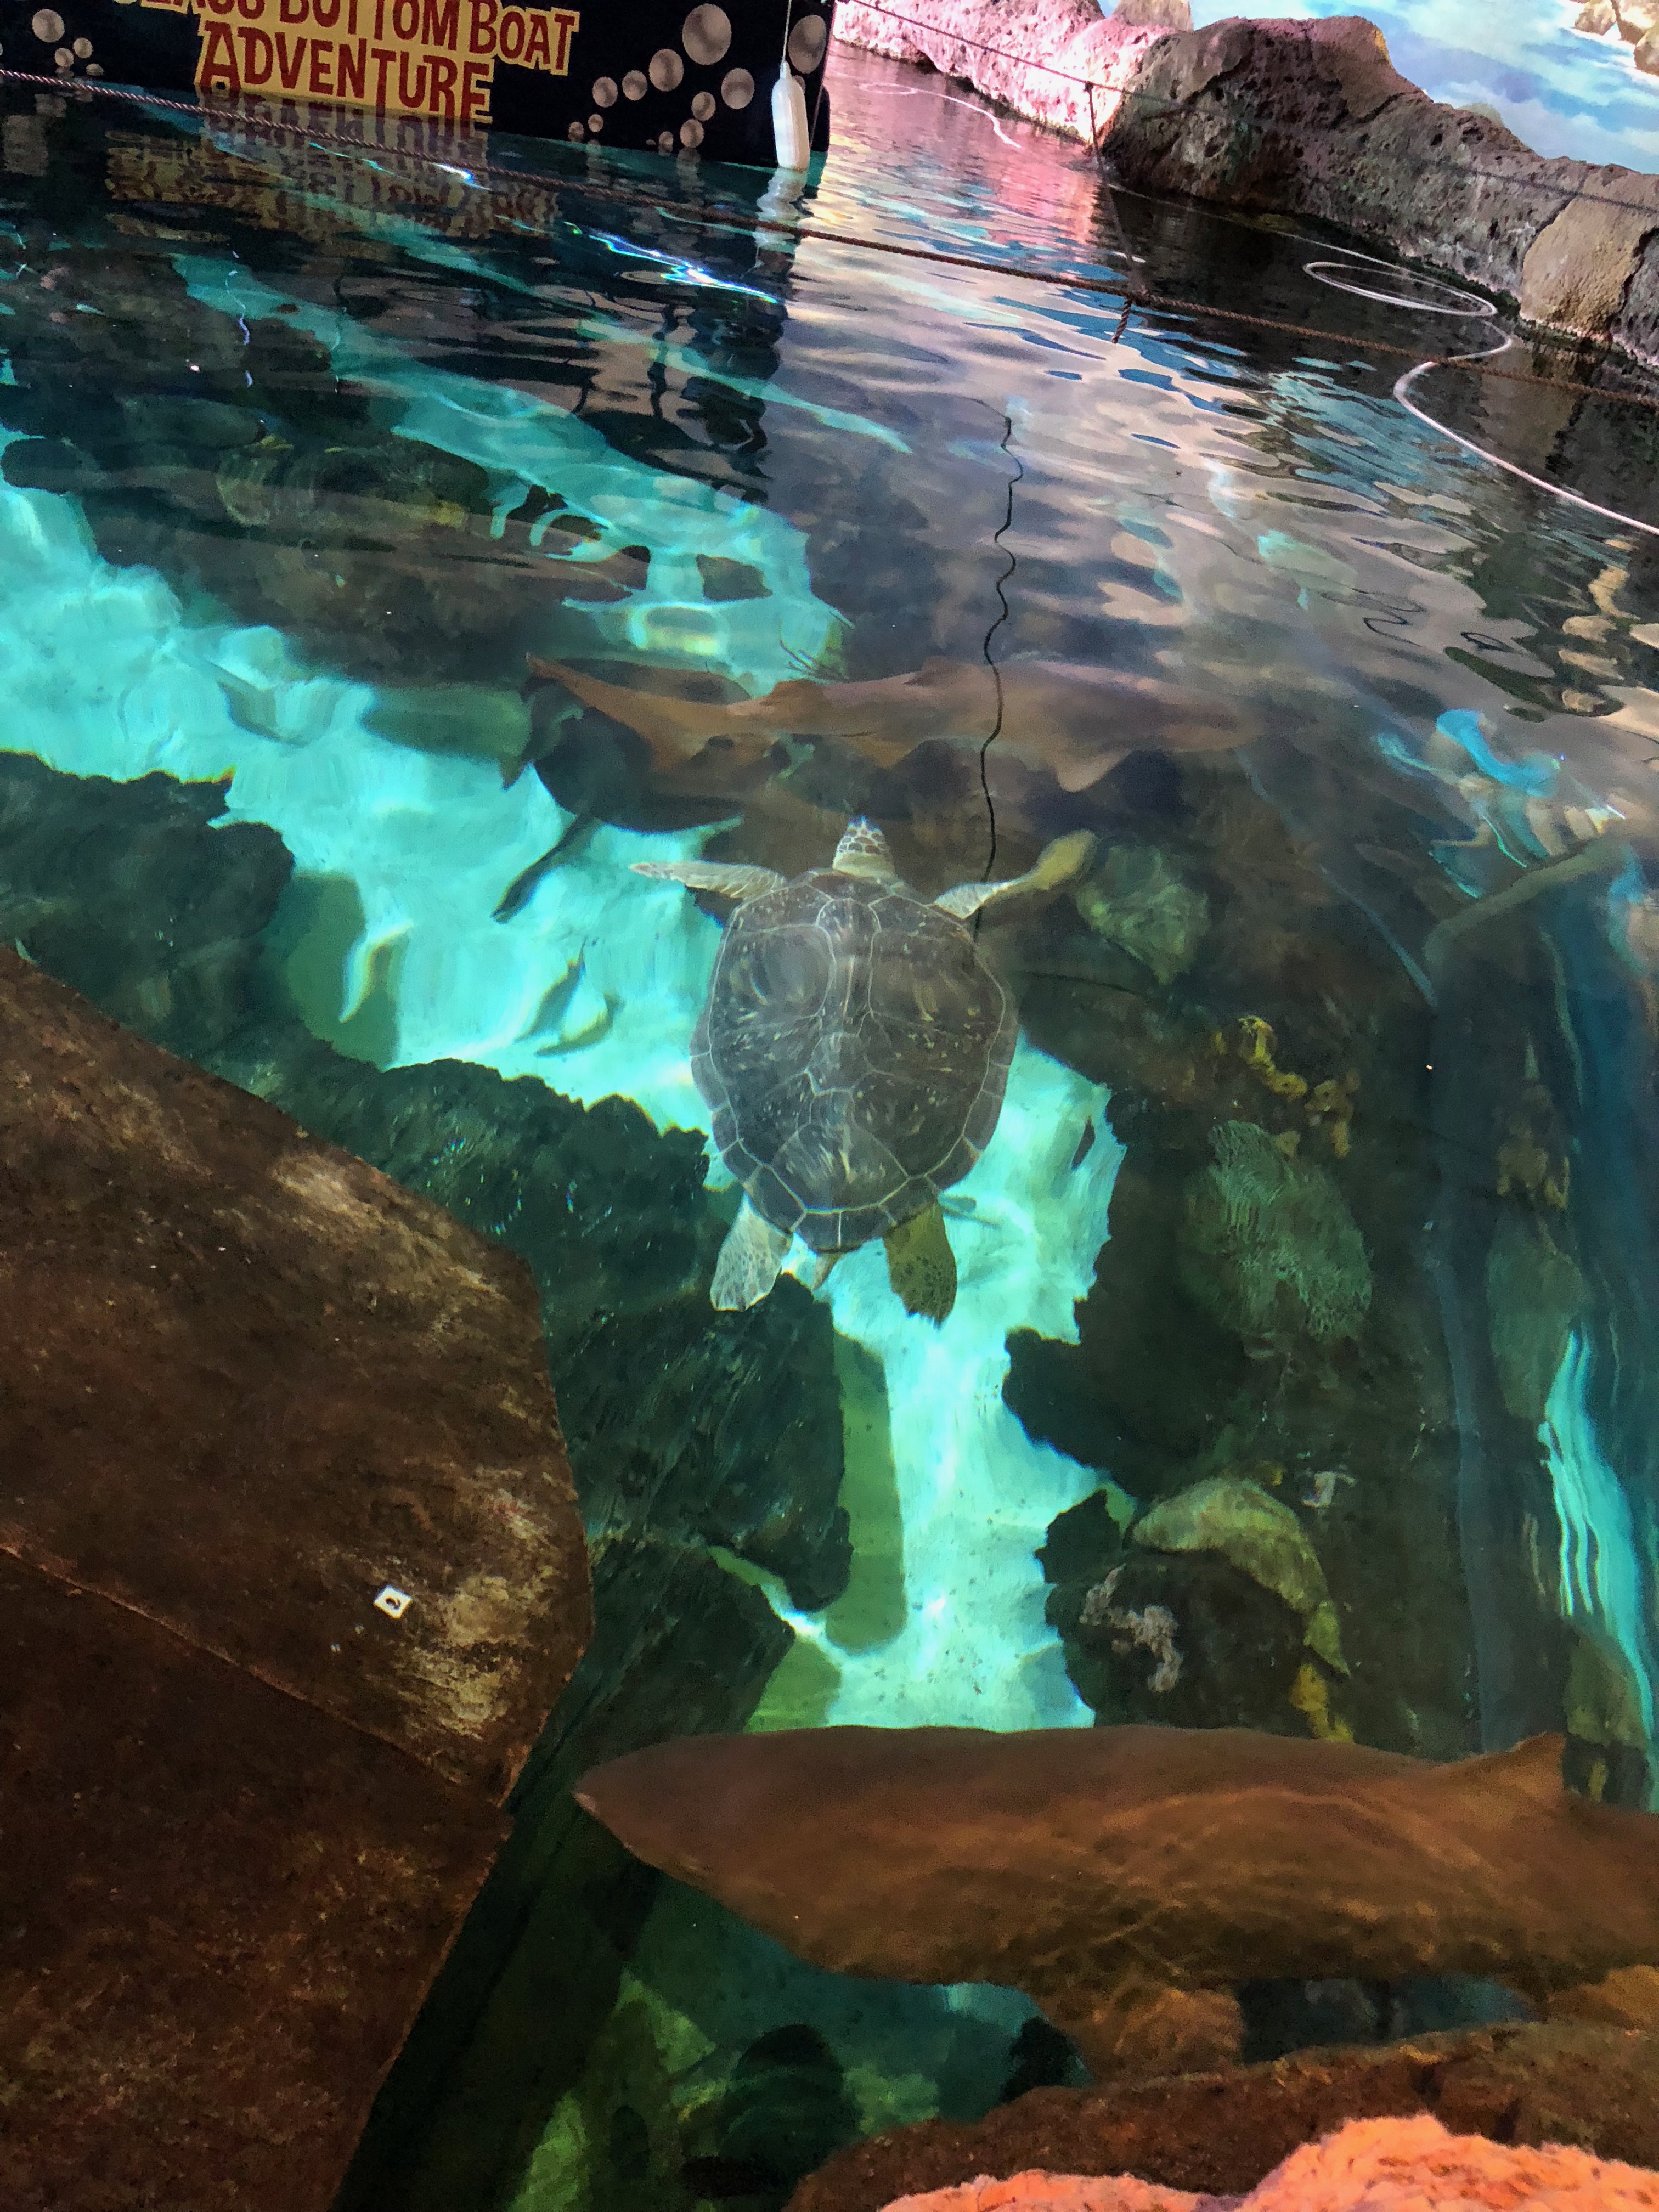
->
[882,2115,1659,2212]
[882,2176,1214,2212]
[833,0,1164,143]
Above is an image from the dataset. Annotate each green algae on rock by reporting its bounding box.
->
[1485,1214,1587,1425]
[1074,846,1210,988]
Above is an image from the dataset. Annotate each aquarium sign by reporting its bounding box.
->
[118,0,578,123]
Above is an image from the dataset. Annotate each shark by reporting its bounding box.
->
[525,654,1259,793]
[574,1723,1659,2083]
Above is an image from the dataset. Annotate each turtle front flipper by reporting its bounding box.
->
[712,1198,792,1310]
[934,829,1098,920]
[882,1201,957,1323]
[633,861,786,900]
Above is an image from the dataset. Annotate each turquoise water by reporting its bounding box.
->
[3,45,1659,2210]
[1189,0,1659,171]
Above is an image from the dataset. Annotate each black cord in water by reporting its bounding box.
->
[972,405,1022,919]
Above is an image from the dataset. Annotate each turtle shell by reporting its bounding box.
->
[693,869,1017,1254]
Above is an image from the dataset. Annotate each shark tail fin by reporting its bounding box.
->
[523,656,756,771]
[1410,1733,1567,1808]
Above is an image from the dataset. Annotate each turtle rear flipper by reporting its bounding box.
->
[712,1198,792,1310]
[934,829,1097,919]
[883,1201,957,1323]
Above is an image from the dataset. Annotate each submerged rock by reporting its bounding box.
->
[0,757,290,1064]
[683,2025,861,2209]
[1131,1475,1346,1675]
[1007,1149,1250,1496]
[1046,1539,1309,1735]
[1485,1212,1586,1424]
[0,241,633,690]
[558,1284,852,1611]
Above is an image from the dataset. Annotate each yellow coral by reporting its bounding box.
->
[1234,1015,1308,1102]
[1306,1070,1359,1159]
[1290,1661,1353,1742]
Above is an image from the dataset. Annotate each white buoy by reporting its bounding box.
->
[770,59,810,172]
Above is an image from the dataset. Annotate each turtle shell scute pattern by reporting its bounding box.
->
[692,871,1017,1253]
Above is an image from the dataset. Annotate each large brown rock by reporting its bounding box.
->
[834,1,1659,363]
[785,2022,1659,2212]
[1101,13,1659,350]
[1099,18,1579,305]
[0,947,591,2209]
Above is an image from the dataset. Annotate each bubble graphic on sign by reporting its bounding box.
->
[681,4,730,64]
[31,11,64,42]
[648,47,683,89]
[622,69,646,98]
[787,12,827,70]
[72,35,90,54]
[567,119,585,139]
[720,66,754,107]
[591,75,617,105]
[656,128,675,152]
[680,117,704,148]
[690,88,714,120]
[53,47,72,67]
[86,60,100,72]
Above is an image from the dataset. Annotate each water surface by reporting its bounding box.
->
[1,46,1657,2211]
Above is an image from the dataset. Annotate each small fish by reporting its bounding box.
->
[493,816,597,921]
[516,947,588,1040]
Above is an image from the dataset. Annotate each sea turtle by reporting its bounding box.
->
[634,819,1094,1320]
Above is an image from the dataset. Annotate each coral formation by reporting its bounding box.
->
[1079,1573,1183,1696]
[1178,1122,1372,1349]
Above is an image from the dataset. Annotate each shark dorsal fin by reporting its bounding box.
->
[1417,1733,1567,1808]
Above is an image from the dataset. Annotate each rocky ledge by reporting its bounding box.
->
[785,2018,1659,2212]
[832,0,1659,367]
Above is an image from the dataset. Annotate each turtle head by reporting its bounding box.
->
[832,818,897,884]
